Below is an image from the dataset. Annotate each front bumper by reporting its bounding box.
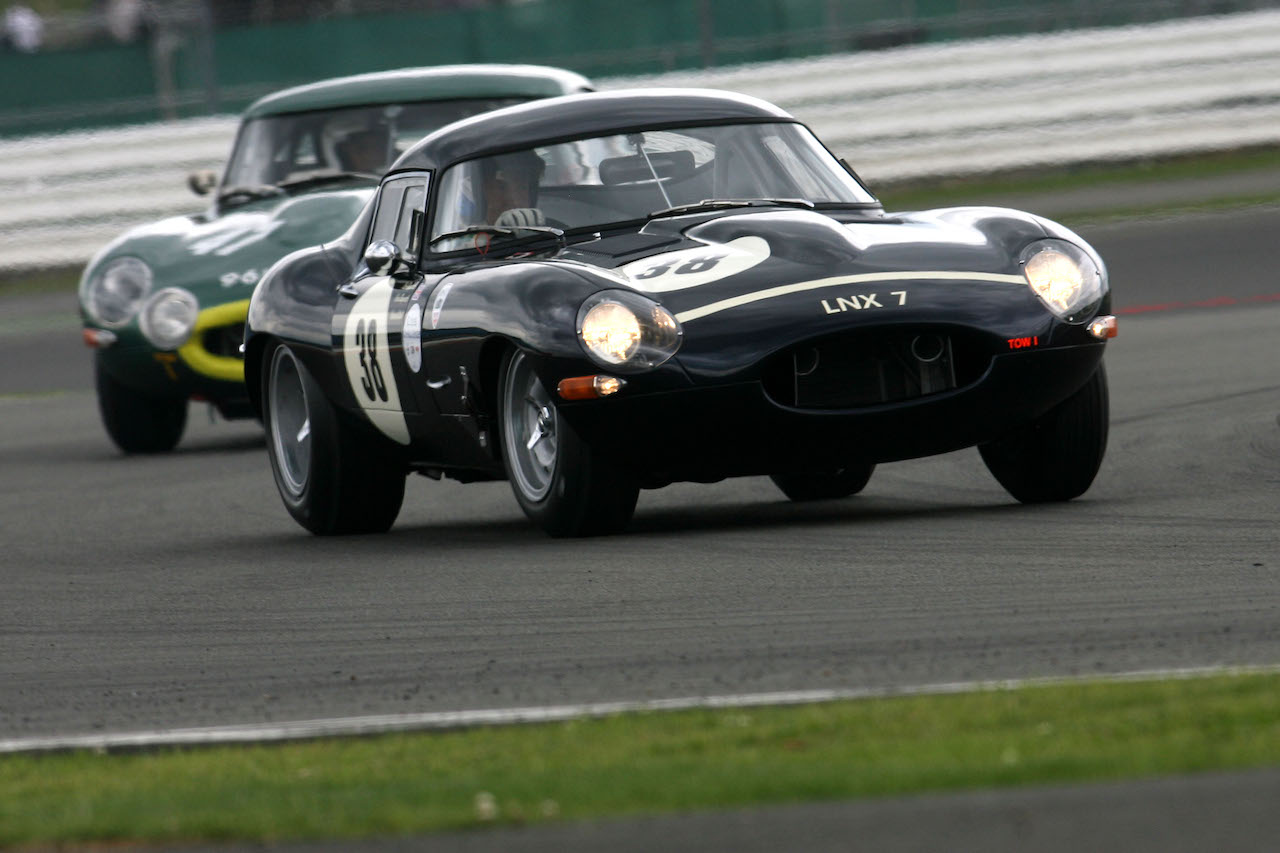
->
[175,299,249,385]
[86,298,252,415]
[557,342,1106,484]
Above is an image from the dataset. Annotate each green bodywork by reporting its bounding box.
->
[80,188,374,405]
[80,65,591,407]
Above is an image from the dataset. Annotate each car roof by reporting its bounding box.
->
[242,65,594,120]
[390,88,796,172]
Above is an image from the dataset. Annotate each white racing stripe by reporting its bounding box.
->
[2,663,1276,755]
[674,270,1026,323]
[341,276,410,445]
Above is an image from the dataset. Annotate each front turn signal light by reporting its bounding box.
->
[82,328,118,349]
[557,375,626,400]
[1088,315,1118,339]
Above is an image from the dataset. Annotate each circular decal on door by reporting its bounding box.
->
[431,281,454,329]
[403,302,423,373]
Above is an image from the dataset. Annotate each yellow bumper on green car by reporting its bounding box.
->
[177,299,250,384]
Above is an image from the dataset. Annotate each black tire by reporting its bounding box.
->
[979,363,1109,503]
[498,350,639,537]
[770,463,875,502]
[261,343,405,535]
[94,355,187,454]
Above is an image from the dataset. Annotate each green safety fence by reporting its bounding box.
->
[0,0,1268,136]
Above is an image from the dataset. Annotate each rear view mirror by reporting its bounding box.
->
[599,150,695,186]
[188,169,218,196]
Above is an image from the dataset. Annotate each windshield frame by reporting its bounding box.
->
[423,120,879,259]
[217,96,538,207]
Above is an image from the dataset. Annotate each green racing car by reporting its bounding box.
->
[78,64,591,453]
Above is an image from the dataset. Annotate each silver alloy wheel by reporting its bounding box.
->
[268,346,311,498]
[503,351,556,501]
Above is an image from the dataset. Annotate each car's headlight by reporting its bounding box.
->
[1020,239,1106,323]
[139,287,199,350]
[82,257,153,327]
[577,290,682,372]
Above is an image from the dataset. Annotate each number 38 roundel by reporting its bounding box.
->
[622,236,770,293]
[341,277,411,445]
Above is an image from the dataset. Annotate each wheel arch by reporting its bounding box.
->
[477,336,522,458]
[243,331,277,419]
[475,335,577,427]
[245,242,353,418]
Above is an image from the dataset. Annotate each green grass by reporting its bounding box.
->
[1053,193,1280,227]
[24,0,96,17]
[3,673,1278,845]
[0,265,80,297]
[876,145,1280,214]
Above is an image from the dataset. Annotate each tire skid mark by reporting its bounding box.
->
[1117,292,1280,314]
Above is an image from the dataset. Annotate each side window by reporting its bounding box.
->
[371,184,406,244]
[369,174,429,257]
[292,132,319,170]
[395,183,426,256]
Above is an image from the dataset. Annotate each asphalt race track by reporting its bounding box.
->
[2,206,1278,736]
[0,206,1278,846]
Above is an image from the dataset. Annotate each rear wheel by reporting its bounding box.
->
[263,343,405,535]
[771,463,875,502]
[979,363,1109,503]
[94,355,187,454]
[499,350,638,537]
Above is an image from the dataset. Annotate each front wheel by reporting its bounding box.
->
[94,355,187,454]
[979,363,1109,503]
[770,463,875,502]
[499,350,638,537]
[262,343,405,535]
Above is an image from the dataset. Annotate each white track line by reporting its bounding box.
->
[3,664,1277,755]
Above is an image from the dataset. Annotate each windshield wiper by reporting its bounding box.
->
[218,171,379,206]
[217,184,286,206]
[276,169,381,189]
[429,223,566,251]
[648,198,815,220]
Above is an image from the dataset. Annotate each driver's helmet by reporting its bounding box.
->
[481,150,546,200]
[323,116,391,173]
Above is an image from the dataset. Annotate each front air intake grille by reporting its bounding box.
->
[201,323,246,360]
[762,328,989,409]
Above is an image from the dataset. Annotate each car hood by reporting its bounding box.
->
[87,187,374,303]
[555,206,1062,373]
[567,207,1047,312]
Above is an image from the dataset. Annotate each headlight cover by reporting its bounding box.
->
[1020,239,1106,323]
[577,290,682,372]
[82,257,153,328]
[139,287,199,350]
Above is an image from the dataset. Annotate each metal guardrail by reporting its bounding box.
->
[4,9,1280,273]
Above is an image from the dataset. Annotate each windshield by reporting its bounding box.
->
[429,122,876,252]
[222,97,533,189]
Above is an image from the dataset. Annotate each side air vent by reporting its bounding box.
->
[201,323,246,360]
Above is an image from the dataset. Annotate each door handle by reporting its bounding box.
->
[338,283,361,299]
[426,376,452,390]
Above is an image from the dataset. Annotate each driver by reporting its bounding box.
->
[335,127,388,174]
[480,150,546,227]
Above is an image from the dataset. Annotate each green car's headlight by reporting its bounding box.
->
[139,287,199,350]
[577,290,682,372]
[82,257,153,328]
[1020,239,1106,323]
